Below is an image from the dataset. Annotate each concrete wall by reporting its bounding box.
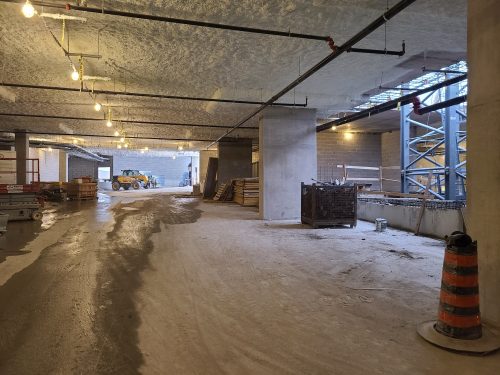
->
[468,0,500,326]
[381,131,401,192]
[317,131,382,190]
[217,139,252,184]
[259,107,317,220]
[113,155,193,187]
[357,202,463,239]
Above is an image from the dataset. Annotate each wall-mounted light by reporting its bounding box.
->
[94,102,102,111]
[22,0,36,18]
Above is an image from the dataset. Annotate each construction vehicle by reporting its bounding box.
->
[111,170,152,191]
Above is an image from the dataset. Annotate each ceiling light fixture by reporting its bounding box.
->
[124,143,129,148]
[106,108,112,127]
[178,145,184,151]
[114,131,120,137]
[331,126,337,131]
[117,144,122,149]
[344,132,354,140]
[22,0,36,18]
[120,137,125,143]
[71,69,80,81]
[94,102,102,111]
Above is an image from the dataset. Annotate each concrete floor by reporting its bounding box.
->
[0,190,498,374]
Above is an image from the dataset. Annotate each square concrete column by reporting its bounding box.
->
[259,107,317,220]
[14,132,29,185]
[59,150,68,182]
[468,0,500,327]
[217,138,252,184]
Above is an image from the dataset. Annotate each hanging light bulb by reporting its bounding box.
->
[117,144,122,149]
[331,126,337,131]
[73,139,78,144]
[106,108,112,127]
[178,145,184,151]
[48,146,53,152]
[124,143,129,148]
[94,102,102,111]
[114,131,120,137]
[141,150,145,154]
[120,137,125,143]
[22,0,36,18]
[172,155,176,160]
[145,147,149,151]
[71,69,79,81]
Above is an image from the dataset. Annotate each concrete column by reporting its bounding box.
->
[199,150,217,193]
[217,138,252,184]
[259,107,317,220]
[468,0,500,327]
[14,132,29,184]
[59,150,68,182]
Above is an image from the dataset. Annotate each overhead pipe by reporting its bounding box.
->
[0,0,330,42]
[0,135,107,161]
[414,95,467,115]
[207,0,418,148]
[422,67,466,75]
[347,41,406,57]
[316,74,468,132]
[0,82,307,107]
[0,130,225,143]
[0,113,259,130]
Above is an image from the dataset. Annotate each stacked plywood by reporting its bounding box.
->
[233,178,259,207]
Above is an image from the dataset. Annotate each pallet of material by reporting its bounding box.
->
[63,182,98,201]
[233,178,259,207]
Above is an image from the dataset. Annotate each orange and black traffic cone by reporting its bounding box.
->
[417,231,500,353]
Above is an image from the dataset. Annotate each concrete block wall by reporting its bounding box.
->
[381,131,401,192]
[68,156,100,181]
[317,132,382,190]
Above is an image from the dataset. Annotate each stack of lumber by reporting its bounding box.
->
[63,182,98,201]
[233,178,259,207]
[213,183,233,201]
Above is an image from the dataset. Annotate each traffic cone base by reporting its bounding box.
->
[418,320,500,354]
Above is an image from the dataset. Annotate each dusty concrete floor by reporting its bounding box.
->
[0,190,498,374]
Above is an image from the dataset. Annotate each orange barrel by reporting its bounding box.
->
[435,231,482,340]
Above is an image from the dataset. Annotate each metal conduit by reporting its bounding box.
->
[0,113,258,130]
[316,74,468,132]
[0,83,307,107]
[0,0,330,42]
[208,0,419,148]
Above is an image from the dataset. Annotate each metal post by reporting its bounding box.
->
[444,83,460,200]
[400,100,410,193]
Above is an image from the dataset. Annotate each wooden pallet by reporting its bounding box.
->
[213,182,233,201]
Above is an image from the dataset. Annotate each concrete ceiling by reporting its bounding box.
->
[0,0,466,150]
